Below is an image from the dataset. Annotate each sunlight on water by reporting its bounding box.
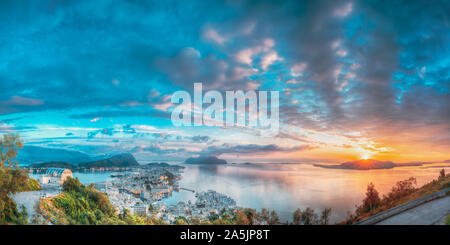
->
[30,163,450,223]
[165,163,450,223]
[31,171,124,185]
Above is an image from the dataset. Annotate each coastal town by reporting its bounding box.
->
[23,163,239,224]
[96,166,238,223]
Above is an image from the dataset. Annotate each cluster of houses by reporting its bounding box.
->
[152,190,238,223]
[33,166,239,223]
[100,168,182,216]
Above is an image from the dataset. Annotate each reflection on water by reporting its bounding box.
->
[163,162,450,223]
[30,163,450,223]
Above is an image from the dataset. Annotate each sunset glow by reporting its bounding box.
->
[0,0,448,165]
[361,154,370,160]
[1,0,450,232]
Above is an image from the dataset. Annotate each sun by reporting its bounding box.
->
[361,154,370,160]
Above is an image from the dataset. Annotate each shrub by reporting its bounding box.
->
[292,207,331,225]
[441,181,450,190]
[52,177,122,225]
[384,177,417,204]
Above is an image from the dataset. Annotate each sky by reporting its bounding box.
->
[0,0,449,163]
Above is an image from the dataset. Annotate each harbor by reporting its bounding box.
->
[96,166,239,223]
[26,163,239,224]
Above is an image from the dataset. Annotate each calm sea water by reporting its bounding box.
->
[162,162,450,223]
[31,162,450,223]
[30,171,123,184]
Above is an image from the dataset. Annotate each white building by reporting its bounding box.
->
[40,168,73,185]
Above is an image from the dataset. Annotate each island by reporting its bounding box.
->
[184,156,227,165]
[314,159,396,170]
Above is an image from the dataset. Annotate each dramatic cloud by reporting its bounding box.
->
[122,124,136,134]
[88,128,114,138]
[134,144,187,156]
[1,0,449,162]
[189,135,211,143]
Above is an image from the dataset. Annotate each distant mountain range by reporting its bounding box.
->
[29,161,75,169]
[17,146,92,166]
[28,153,139,169]
[143,162,172,167]
[80,153,139,168]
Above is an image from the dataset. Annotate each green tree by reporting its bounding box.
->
[439,169,446,180]
[49,177,122,224]
[0,134,23,168]
[62,176,82,193]
[236,209,251,225]
[319,208,332,225]
[174,216,189,225]
[357,182,381,215]
[384,177,417,203]
[292,207,329,225]
[300,208,318,225]
[188,216,202,225]
[0,134,30,224]
[256,208,270,225]
[237,208,257,225]
[269,210,280,225]
[292,208,302,225]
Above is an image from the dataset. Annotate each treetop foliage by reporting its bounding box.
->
[0,134,23,168]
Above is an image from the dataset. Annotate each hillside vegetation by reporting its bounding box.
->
[0,134,41,224]
[29,153,140,170]
[40,177,125,225]
[345,169,450,224]
[40,177,167,225]
[18,176,41,192]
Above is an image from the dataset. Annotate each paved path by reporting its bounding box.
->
[12,190,43,221]
[12,185,61,222]
[376,196,450,225]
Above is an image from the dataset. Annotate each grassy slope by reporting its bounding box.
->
[40,192,167,225]
[40,188,125,225]
[18,177,41,192]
